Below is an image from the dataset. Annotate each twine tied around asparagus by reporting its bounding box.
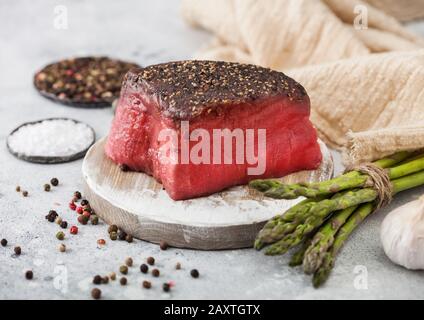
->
[346,163,393,210]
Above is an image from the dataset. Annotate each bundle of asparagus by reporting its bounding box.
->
[249,151,424,287]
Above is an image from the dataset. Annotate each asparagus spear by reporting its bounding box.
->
[259,170,424,254]
[302,206,357,274]
[312,203,374,288]
[289,237,313,267]
[250,151,415,200]
[263,189,377,255]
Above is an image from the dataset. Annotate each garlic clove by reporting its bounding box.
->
[381,196,424,270]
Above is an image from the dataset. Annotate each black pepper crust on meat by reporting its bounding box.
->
[124,60,308,120]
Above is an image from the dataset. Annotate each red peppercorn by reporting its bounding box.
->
[77,215,88,225]
[70,226,78,235]
[76,206,83,214]
[97,239,106,245]
[82,211,91,219]
[69,202,76,211]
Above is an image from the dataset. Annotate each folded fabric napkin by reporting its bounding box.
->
[181,0,424,165]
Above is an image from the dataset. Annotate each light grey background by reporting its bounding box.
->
[0,0,423,300]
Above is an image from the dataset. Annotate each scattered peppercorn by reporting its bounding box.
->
[162,283,170,292]
[60,221,68,229]
[69,202,76,211]
[55,216,62,225]
[97,239,106,246]
[77,215,88,225]
[109,272,116,281]
[82,210,91,219]
[190,269,199,278]
[14,246,21,255]
[56,231,65,241]
[120,277,127,286]
[76,206,83,214]
[74,191,82,199]
[125,234,133,243]
[160,240,169,250]
[22,191,28,197]
[91,288,101,300]
[50,178,59,186]
[70,225,78,235]
[1,239,7,247]
[125,257,133,267]
[92,275,102,285]
[147,257,155,266]
[152,269,160,277]
[81,199,89,206]
[90,215,99,225]
[118,231,127,241]
[109,232,117,241]
[142,280,151,289]
[16,186,21,192]
[175,262,181,270]
[59,244,66,252]
[25,270,33,280]
[102,276,109,284]
[108,225,118,233]
[140,264,148,274]
[44,184,51,192]
[119,265,128,275]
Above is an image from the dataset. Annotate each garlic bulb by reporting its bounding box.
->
[381,196,424,270]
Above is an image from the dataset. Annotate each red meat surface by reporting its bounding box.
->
[105,61,322,200]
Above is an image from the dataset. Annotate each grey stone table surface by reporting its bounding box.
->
[1,0,423,300]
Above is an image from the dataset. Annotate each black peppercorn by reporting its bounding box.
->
[125,234,133,243]
[120,277,127,286]
[25,270,33,280]
[102,276,109,284]
[22,191,28,197]
[142,280,151,289]
[190,269,199,278]
[162,283,170,292]
[1,239,7,247]
[91,288,101,300]
[152,268,160,277]
[81,199,89,206]
[60,221,68,229]
[175,262,181,270]
[160,240,169,250]
[16,186,21,192]
[44,184,51,192]
[119,164,129,172]
[118,230,127,241]
[50,178,59,186]
[146,256,155,266]
[74,191,82,199]
[140,264,148,274]
[93,275,102,285]
[14,246,21,255]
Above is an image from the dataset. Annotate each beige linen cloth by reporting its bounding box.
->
[181,0,424,165]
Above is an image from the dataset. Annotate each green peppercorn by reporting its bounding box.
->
[119,265,128,275]
[56,231,65,241]
[109,231,117,241]
[50,178,59,186]
[91,288,101,300]
[44,184,51,192]
[90,215,99,225]
[108,224,118,233]
[120,277,127,286]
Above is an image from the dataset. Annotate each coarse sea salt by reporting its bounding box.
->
[7,119,94,158]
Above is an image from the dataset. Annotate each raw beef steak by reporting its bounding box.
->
[105,60,322,200]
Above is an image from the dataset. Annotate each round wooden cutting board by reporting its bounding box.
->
[82,138,333,250]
